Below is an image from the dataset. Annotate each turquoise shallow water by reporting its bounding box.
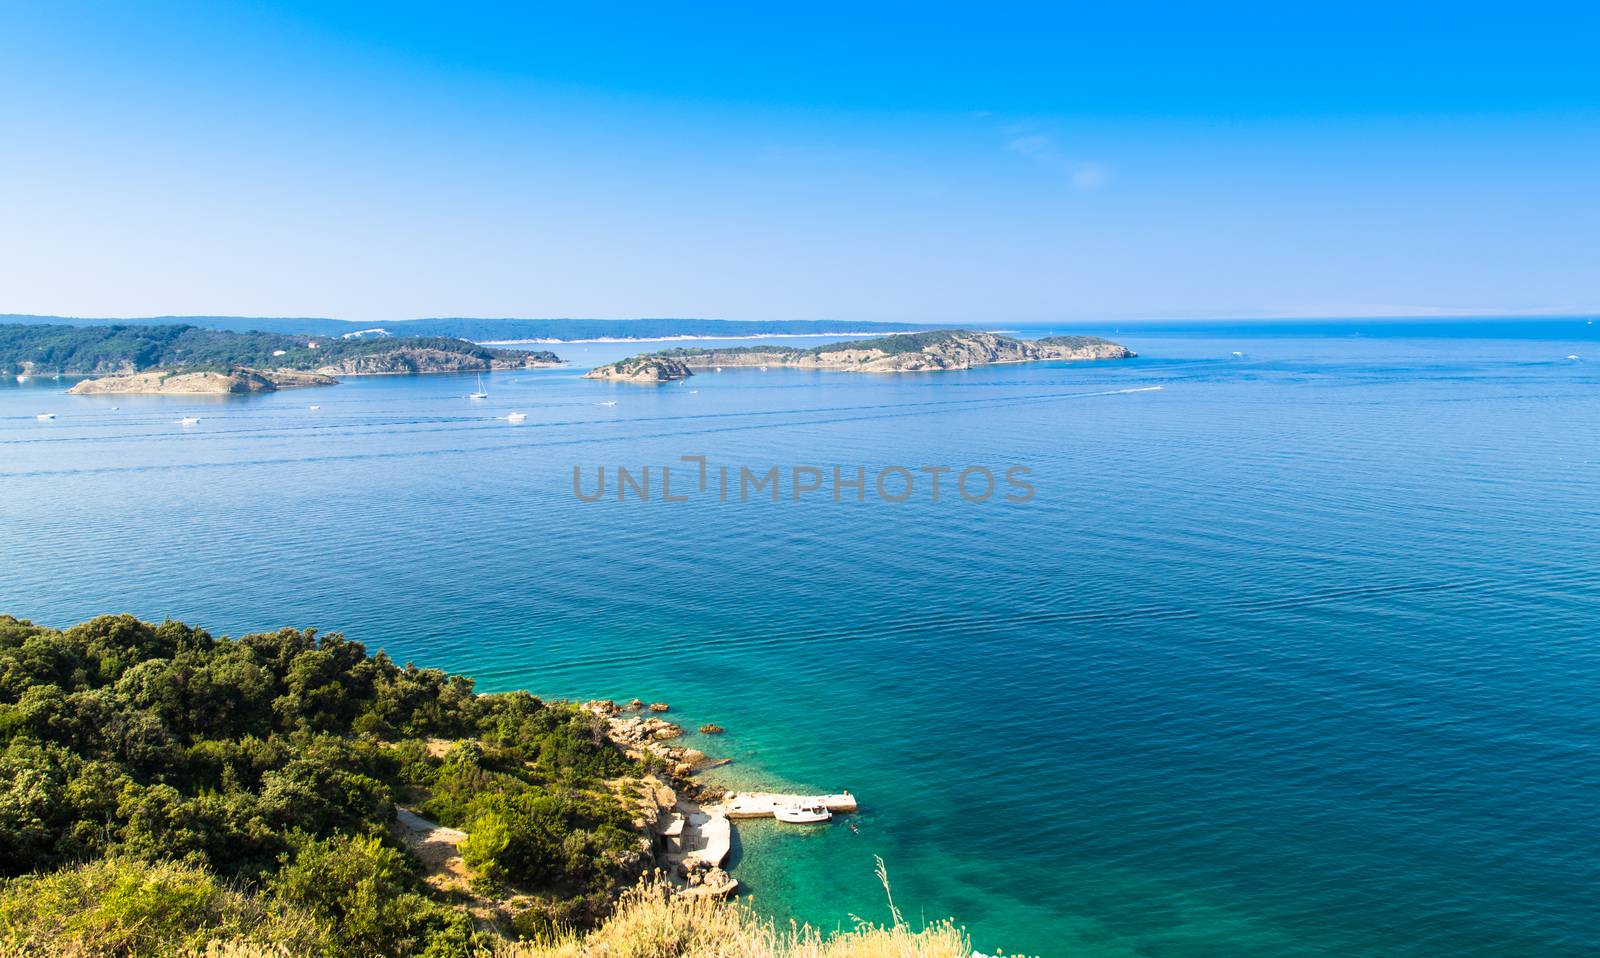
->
[2,321,1598,956]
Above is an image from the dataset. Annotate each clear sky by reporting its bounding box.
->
[2,1,1598,323]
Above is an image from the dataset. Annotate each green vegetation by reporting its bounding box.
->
[0,324,557,375]
[1034,334,1119,349]
[0,614,644,956]
[802,329,980,355]
[651,331,985,361]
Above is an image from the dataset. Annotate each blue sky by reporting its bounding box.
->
[2,1,1598,323]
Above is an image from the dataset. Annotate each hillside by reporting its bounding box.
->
[0,613,648,954]
[590,329,1134,381]
[0,614,982,958]
[0,324,559,378]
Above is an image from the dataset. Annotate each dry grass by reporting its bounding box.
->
[3,859,985,958]
[493,858,975,958]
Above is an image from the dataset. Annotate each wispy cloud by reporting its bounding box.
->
[1003,132,1110,191]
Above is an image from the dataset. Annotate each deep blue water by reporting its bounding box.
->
[2,320,1598,957]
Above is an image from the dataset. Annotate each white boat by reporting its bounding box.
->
[15,375,28,383]
[308,404,321,411]
[178,416,199,426]
[759,365,769,371]
[1231,351,1244,358]
[599,400,617,407]
[507,411,527,423]
[35,413,55,421]
[774,802,831,824]
[468,373,488,399]
[1566,354,1581,361]
[715,366,723,372]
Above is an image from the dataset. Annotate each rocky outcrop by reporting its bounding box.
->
[583,355,694,383]
[587,704,720,785]
[593,330,1134,379]
[68,368,338,395]
[1033,335,1137,360]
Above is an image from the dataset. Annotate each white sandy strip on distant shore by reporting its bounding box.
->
[476,331,936,345]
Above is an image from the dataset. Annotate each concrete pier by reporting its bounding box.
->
[665,804,733,867]
[720,791,858,820]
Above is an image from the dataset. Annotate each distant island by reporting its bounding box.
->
[0,314,930,342]
[1,323,561,394]
[585,329,1135,383]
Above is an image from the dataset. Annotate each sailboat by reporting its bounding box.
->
[469,373,488,400]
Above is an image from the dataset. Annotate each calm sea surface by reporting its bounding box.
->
[2,320,1597,957]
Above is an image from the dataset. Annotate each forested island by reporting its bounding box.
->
[0,614,969,958]
[2,324,561,394]
[586,329,1134,382]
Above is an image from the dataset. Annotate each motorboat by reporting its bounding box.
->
[179,416,200,426]
[773,802,831,824]
[507,411,527,423]
[36,413,55,421]
[308,404,321,411]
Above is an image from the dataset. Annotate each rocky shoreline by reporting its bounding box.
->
[63,349,565,394]
[580,697,846,901]
[585,329,1134,383]
[68,368,339,395]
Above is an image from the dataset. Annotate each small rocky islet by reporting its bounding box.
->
[583,328,1135,383]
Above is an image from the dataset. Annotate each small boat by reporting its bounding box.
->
[759,365,769,371]
[1566,354,1581,361]
[35,413,55,421]
[1231,351,1244,358]
[15,375,28,383]
[507,411,527,423]
[308,404,321,411]
[599,400,617,407]
[715,366,723,373]
[178,416,200,426]
[468,373,488,400]
[773,802,831,825]
[689,390,699,394]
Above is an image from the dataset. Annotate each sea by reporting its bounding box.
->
[2,319,1597,957]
